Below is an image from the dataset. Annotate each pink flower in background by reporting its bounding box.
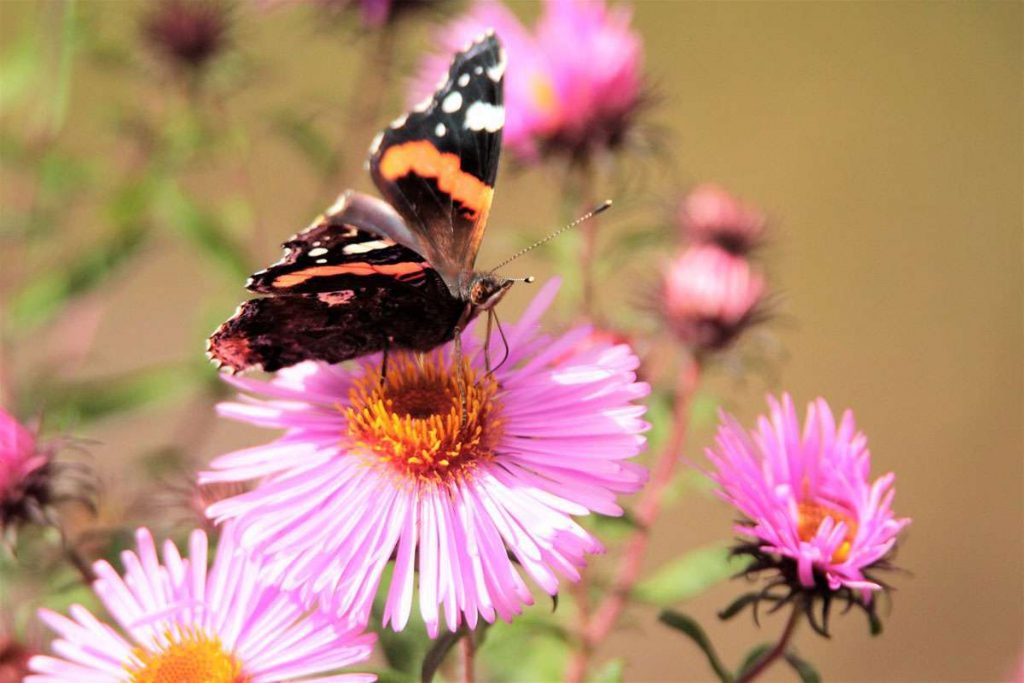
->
[28,526,375,683]
[203,281,649,636]
[679,183,765,253]
[413,0,644,160]
[662,244,765,352]
[706,394,910,617]
[0,408,51,535]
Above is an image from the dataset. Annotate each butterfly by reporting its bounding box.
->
[207,32,518,373]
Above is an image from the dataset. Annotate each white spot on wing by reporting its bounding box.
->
[435,123,446,137]
[308,247,329,257]
[368,132,384,155]
[458,73,470,87]
[442,91,463,113]
[487,49,507,82]
[390,113,408,128]
[412,95,433,113]
[474,66,483,75]
[464,101,504,132]
[342,238,395,255]
[316,258,328,264]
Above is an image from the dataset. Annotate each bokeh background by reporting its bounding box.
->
[1,1,1021,682]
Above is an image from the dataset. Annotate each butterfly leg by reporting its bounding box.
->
[380,337,391,388]
[483,310,495,374]
[453,326,468,428]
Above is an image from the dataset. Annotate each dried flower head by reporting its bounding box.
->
[706,394,911,636]
[202,281,649,636]
[143,0,229,73]
[661,244,765,353]
[28,526,375,683]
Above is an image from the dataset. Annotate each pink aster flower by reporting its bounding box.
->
[679,183,765,253]
[706,394,910,634]
[28,526,375,683]
[1,408,51,537]
[413,0,643,161]
[662,244,765,352]
[202,280,649,636]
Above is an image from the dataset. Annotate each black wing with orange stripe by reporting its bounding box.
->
[207,193,465,373]
[246,193,433,294]
[368,32,505,292]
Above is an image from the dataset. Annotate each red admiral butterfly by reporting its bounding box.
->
[208,33,517,373]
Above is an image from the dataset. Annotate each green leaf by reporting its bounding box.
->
[367,669,417,683]
[634,545,745,606]
[783,651,822,683]
[735,644,772,679]
[590,658,625,683]
[0,16,41,114]
[477,612,571,683]
[867,608,883,636]
[156,183,250,281]
[657,610,732,683]
[585,511,638,541]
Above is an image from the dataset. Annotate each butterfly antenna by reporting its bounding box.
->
[491,199,613,273]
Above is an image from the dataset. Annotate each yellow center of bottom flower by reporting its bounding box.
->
[797,501,858,563]
[345,351,503,484]
[128,626,247,683]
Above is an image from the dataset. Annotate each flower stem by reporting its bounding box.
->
[566,356,701,683]
[460,632,476,683]
[736,601,803,683]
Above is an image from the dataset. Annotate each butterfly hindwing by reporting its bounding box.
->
[208,192,466,373]
[247,194,433,295]
[208,278,464,372]
[368,32,505,290]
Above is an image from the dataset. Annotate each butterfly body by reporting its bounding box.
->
[208,33,511,373]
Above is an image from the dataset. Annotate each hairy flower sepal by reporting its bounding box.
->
[720,542,889,638]
[204,280,649,637]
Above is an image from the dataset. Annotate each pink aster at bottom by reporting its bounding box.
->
[1,408,51,537]
[202,280,649,636]
[28,526,375,683]
[706,394,910,633]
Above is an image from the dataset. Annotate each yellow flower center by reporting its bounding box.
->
[796,501,858,563]
[128,626,247,683]
[529,72,559,120]
[344,352,503,485]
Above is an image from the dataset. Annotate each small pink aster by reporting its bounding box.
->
[662,244,765,352]
[0,407,51,537]
[413,0,643,161]
[706,394,910,632]
[202,280,649,636]
[679,183,765,253]
[28,526,375,683]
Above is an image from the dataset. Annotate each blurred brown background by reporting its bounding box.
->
[1,1,1021,682]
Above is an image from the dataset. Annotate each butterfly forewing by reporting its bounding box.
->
[368,32,505,291]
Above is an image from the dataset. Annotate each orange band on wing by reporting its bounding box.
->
[379,140,493,218]
[273,262,426,288]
